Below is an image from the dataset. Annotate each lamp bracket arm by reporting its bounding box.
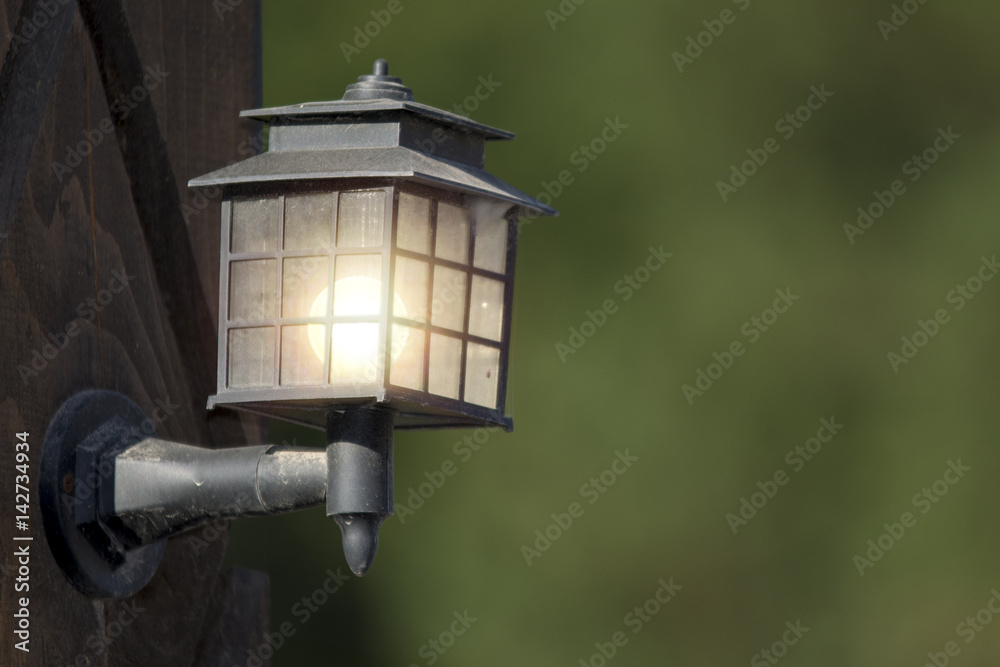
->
[107,440,328,547]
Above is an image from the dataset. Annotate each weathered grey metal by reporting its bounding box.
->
[189,59,557,217]
[112,441,328,541]
[41,391,395,598]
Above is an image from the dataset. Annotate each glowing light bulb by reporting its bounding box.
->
[306,277,408,380]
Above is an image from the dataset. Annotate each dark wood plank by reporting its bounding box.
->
[0,0,76,241]
[0,1,269,664]
[77,0,223,438]
[193,567,271,666]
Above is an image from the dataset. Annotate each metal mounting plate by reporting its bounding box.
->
[39,390,166,599]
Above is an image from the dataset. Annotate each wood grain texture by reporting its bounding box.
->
[0,0,76,240]
[0,0,270,664]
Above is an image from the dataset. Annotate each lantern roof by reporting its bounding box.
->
[189,60,557,218]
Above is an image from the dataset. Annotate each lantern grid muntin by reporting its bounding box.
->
[194,62,555,432]
[211,178,522,431]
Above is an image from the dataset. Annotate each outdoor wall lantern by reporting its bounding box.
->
[41,60,556,598]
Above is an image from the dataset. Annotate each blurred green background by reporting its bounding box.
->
[224,1,1000,664]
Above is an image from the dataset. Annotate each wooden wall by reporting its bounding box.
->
[0,0,272,663]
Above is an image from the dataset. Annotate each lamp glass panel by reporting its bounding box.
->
[393,256,429,323]
[389,324,424,391]
[473,214,508,274]
[229,259,276,322]
[333,255,383,316]
[464,342,500,408]
[228,327,274,388]
[280,325,325,386]
[231,198,279,253]
[468,276,504,342]
[396,193,431,255]
[428,333,461,399]
[284,193,333,250]
[330,322,380,385]
[435,202,469,264]
[282,257,329,318]
[431,266,467,332]
[337,190,385,248]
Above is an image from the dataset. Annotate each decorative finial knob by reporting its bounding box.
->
[342,58,413,101]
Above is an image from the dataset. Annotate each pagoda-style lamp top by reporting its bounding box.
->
[188,60,557,433]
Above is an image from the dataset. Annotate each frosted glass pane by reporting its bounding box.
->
[284,193,333,250]
[473,214,508,273]
[397,193,431,255]
[333,255,382,316]
[389,324,424,391]
[280,325,325,386]
[431,266,467,332]
[393,256,428,323]
[231,198,279,253]
[228,327,274,388]
[464,343,500,408]
[337,190,385,248]
[330,322,380,385]
[468,276,504,342]
[435,202,469,263]
[229,259,276,322]
[282,257,329,318]
[428,334,461,399]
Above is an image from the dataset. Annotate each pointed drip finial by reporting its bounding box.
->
[335,514,383,576]
[326,405,395,578]
[342,59,413,101]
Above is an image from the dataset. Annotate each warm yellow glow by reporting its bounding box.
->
[307,277,408,373]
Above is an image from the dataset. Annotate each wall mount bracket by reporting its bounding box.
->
[40,390,394,599]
